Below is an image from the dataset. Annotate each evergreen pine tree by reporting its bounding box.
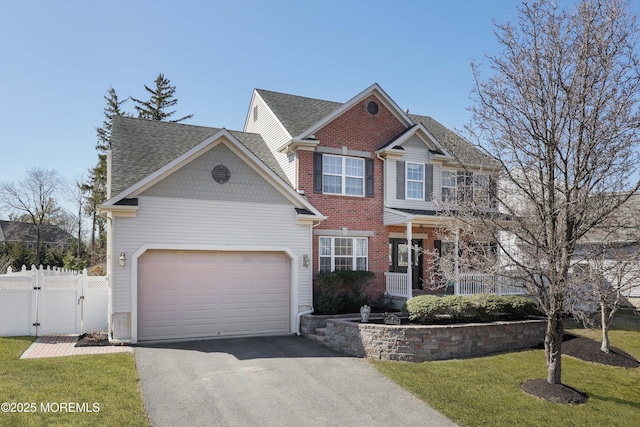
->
[84,87,127,264]
[131,73,193,122]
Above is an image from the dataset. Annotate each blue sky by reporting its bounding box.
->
[0,0,614,188]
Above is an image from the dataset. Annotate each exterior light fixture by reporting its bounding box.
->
[119,252,126,268]
[302,254,310,268]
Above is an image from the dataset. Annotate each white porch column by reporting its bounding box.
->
[454,228,460,295]
[406,221,412,300]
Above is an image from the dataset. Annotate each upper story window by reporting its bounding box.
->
[396,160,433,201]
[406,162,425,200]
[441,170,457,202]
[314,153,374,197]
[474,173,489,206]
[441,170,492,206]
[322,154,364,196]
[319,236,368,272]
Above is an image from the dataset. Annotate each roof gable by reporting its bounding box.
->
[294,83,413,140]
[140,142,290,205]
[377,123,449,155]
[109,116,290,197]
[409,114,497,169]
[105,117,323,218]
[254,89,341,138]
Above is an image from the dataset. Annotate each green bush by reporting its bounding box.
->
[314,270,375,314]
[406,294,540,324]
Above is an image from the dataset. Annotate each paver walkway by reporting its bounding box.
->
[20,335,132,359]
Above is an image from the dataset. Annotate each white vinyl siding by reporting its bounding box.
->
[243,94,296,186]
[112,197,312,315]
[319,237,368,272]
[385,139,440,210]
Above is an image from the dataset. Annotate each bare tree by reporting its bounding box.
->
[446,0,640,387]
[570,196,640,353]
[0,253,12,274]
[64,175,88,259]
[0,168,63,262]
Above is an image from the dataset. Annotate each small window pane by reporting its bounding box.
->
[398,244,408,267]
[442,171,457,187]
[407,181,423,199]
[345,177,363,195]
[323,175,342,193]
[319,257,331,273]
[323,155,342,174]
[345,158,364,176]
[356,238,368,256]
[407,163,424,180]
[334,257,352,271]
[319,237,331,256]
[356,258,367,270]
[334,238,352,256]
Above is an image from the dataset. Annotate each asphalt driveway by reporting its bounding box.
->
[135,335,456,427]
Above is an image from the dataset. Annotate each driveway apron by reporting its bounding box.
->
[135,335,456,427]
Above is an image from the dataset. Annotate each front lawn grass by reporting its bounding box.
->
[0,337,148,426]
[371,310,640,427]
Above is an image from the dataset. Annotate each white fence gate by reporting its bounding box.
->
[0,265,108,336]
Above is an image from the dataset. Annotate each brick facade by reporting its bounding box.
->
[298,95,438,297]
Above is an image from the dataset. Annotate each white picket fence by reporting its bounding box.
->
[0,265,108,336]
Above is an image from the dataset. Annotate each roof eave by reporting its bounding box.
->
[277,138,319,155]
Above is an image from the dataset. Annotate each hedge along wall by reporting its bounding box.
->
[304,316,546,362]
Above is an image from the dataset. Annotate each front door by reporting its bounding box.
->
[389,239,423,289]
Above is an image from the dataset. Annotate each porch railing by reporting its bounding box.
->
[457,274,526,296]
[384,272,408,298]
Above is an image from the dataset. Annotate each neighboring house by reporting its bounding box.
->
[244,83,497,302]
[574,193,640,307]
[0,220,74,252]
[101,83,497,344]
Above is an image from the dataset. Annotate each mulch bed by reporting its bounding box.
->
[562,333,639,368]
[521,332,639,404]
[75,332,113,347]
[521,379,588,404]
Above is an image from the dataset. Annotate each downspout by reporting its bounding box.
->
[296,307,314,336]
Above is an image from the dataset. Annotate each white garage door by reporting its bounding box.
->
[138,250,290,341]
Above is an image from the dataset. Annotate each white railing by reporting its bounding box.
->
[385,272,408,297]
[457,274,526,296]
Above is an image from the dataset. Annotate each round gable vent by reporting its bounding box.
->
[367,101,379,115]
[212,165,230,184]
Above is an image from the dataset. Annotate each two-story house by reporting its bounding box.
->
[244,83,497,302]
[100,83,497,343]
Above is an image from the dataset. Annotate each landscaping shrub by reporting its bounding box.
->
[314,270,375,314]
[406,294,541,324]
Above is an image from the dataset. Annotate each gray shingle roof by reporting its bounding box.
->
[255,89,495,169]
[256,89,341,137]
[110,116,289,197]
[409,114,497,169]
[0,220,74,244]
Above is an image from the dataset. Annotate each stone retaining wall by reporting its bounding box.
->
[300,315,546,362]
